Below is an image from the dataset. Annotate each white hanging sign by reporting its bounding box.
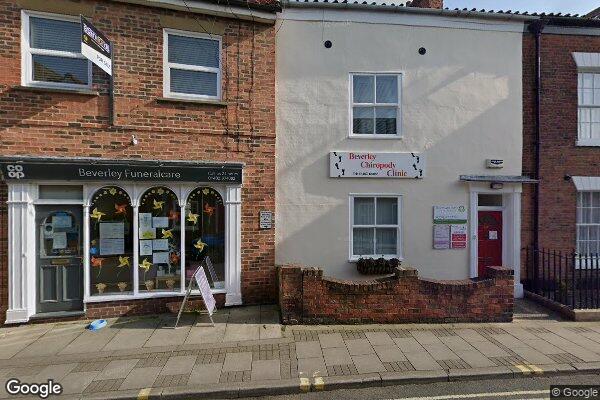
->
[330,152,424,179]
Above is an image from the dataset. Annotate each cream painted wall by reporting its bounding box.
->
[275,10,524,280]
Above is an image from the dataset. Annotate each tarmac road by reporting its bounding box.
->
[244,374,600,400]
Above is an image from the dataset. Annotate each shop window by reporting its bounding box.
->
[577,191,600,256]
[578,72,600,146]
[351,73,401,137]
[350,196,401,259]
[185,187,225,289]
[22,11,91,89]
[163,29,221,100]
[138,187,181,292]
[39,185,83,200]
[89,186,133,295]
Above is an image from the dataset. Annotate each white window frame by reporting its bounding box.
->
[163,28,222,101]
[349,194,403,262]
[21,10,92,90]
[577,71,600,147]
[576,190,600,269]
[349,72,403,139]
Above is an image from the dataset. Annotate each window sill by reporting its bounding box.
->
[84,288,227,303]
[576,139,600,147]
[12,85,99,96]
[349,135,403,140]
[157,97,228,107]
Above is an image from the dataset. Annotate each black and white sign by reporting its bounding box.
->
[81,16,112,75]
[259,211,273,229]
[0,158,243,184]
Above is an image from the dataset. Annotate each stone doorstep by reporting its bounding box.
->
[59,365,600,400]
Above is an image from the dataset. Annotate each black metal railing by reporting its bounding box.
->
[524,247,600,310]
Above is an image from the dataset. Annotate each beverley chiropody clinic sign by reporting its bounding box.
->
[330,152,424,178]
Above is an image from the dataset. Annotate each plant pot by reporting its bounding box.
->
[144,280,155,291]
[356,257,400,275]
[96,283,107,294]
[165,279,176,290]
[117,282,128,292]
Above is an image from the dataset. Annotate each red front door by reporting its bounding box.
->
[478,211,502,277]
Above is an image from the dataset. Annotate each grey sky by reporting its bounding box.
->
[445,0,598,15]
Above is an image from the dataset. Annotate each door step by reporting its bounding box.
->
[30,310,85,320]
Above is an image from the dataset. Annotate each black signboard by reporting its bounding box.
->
[0,158,243,184]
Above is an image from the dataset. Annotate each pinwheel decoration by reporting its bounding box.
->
[193,239,207,252]
[140,258,153,281]
[91,256,105,278]
[203,202,215,218]
[109,187,117,196]
[168,210,180,221]
[153,199,164,211]
[114,203,127,218]
[91,208,105,223]
[116,256,130,278]
[161,229,173,239]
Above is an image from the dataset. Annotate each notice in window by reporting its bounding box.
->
[139,213,152,230]
[99,222,124,239]
[52,215,72,229]
[433,225,450,250]
[52,232,67,249]
[140,240,153,256]
[152,252,169,264]
[139,228,156,240]
[152,239,169,251]
[100,238,124,255]
[152,217,169,229]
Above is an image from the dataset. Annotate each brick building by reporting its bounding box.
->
[522,15,600,282]
[0,0,278,325]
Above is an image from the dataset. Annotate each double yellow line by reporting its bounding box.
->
[514,364,544,375]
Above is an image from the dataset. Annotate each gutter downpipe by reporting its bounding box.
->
[528,19,546,290]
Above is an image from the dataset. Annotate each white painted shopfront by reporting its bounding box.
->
[275,3,530,297]
[2,157,243,324]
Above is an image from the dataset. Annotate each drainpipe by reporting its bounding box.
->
[528,19,546,287]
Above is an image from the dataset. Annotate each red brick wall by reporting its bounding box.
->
[278,265,514,324]
[522,32,600,265]
[0,0,276,323]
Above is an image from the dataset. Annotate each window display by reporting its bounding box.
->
[138,187,181,292]
[185,187,225,289]
[89,186,133,295]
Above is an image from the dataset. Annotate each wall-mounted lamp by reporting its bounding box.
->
[564,175,571,181]
[131,134,138,146]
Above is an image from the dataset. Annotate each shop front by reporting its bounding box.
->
[1,157,243,324]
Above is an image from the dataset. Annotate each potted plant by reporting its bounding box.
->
[95,283,107,294]
[356,257,401,275]
[117,282,128,292]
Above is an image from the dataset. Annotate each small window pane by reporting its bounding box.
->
[478,194,503,207]
[582,89,593,105]
[375,107,397,135]
[170,69,218,96]
[32,55,89,85]
[353,75,374,103]
[168,35,219,68]
[353,107,374,134]
[353,228,374,255]
[30,17,81,53]
[39,185,83,200]
[376,198,397,225]
[375,228,397,255]
[579,226,589,241]
[354,198,375,225]
[376,76,398,103]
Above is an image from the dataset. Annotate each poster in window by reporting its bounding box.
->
[52,232,67,249]
[152,252,169,264]
[99,222,124,239]
[139,213,152,230]
[100,238,124,255]
[152,239,169,251]
[140,240,153,256]
[152,217,169,229]
[52,215,72,229]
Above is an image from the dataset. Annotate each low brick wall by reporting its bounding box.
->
[278,265,514,324]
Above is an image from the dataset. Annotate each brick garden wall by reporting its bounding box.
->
[278,265,514,324]
[522,32,600,265]
[0,0,277,324]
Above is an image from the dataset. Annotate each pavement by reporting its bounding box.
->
[0,300,599,399]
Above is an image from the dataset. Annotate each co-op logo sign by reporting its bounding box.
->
[6,165,24,179]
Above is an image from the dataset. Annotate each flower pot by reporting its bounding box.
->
[356,257,400,275]
[96,283,107,294]
[144,280,155,291]
[165,279,176,290]
[117,282,128,292]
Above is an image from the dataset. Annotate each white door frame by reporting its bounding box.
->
[468,182,523,298]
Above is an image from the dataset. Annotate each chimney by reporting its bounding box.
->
[407,0,443,9]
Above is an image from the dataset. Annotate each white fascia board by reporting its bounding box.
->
[111,0,277,24]
[279,7,526,33]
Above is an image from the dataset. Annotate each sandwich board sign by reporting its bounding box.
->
[81,16,112,75]
[174,259,217,328]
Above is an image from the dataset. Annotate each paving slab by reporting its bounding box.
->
[440,336,475,352]
[144,319,192,348]
[260,324,282,340]
[373,345,407,362]
[510,346,556,365]
[251,359,281,381]
[411,330,442,345]
[404,351,442,371]
[102,318,160,351]
[295,341,323,359]
[297,357,327,377]
[345,339,374,356]
[222,352,252,372]
[549,327,600,353]
[469,339,510,357]
[223,324,260,342]
[60,371,99,394]
[365,331,395,346]
[160,355,196,376]
[425,343,461,361]
[535,332,600,362]
[13,325,82,358]
[94,359,138,381]
[185,323,226,345]
[448,366,513,381]
[318,333,345,348]
[393,337,425,353]
[352,354,386,374]
[521,338,564,355]
[189,362,223,385]
[59,325,120,355]
[119,366,162,390]
[455,350,497,368]
[322,347,352,366]
[455,329,488,343]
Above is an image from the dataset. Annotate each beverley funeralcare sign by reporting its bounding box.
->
[0,159,242,184]
[330,151,425,179]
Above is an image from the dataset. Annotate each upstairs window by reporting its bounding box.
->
[577,191,600,257]
[163,29,221,100]
[351,74,402,137]
[22,11,91,89]
[578,72,600,146]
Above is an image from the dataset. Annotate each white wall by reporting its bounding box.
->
[275,9,524,280]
